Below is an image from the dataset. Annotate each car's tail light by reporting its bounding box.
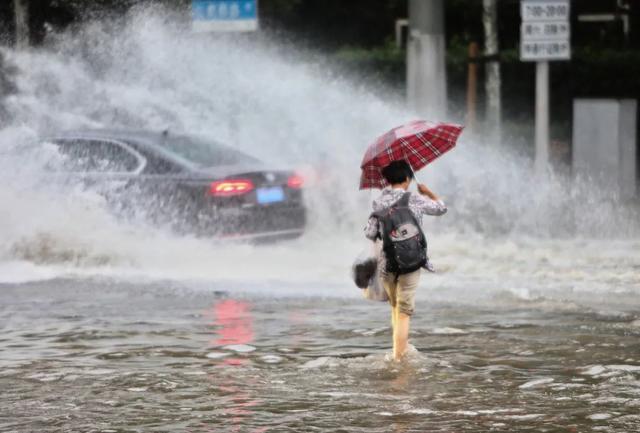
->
[208,179,254,197]
[287,174,304,189]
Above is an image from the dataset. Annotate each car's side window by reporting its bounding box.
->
[142,153,182,174]
[55,139,140,173]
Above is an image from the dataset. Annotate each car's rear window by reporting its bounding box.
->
[159,135,257,167]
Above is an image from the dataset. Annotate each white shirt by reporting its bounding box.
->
[364,187,447,240]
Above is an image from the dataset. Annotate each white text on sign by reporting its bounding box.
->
[521,40,571,60]
[521,1,570,22]
[522,22,570,40]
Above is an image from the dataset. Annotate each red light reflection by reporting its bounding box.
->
[212,299,254,346]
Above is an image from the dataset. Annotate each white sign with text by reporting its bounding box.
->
[520,0,571,61]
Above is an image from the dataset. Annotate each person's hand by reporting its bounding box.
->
[417,183,439,200]
[417,183,430,195]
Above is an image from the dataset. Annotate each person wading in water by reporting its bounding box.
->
[364,160,447,361]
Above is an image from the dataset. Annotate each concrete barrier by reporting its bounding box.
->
[572,99,637,199]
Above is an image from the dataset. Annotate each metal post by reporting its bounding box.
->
[14,0,29,49]
[407,0,447,119]
[483,0,501,145]
[535,61,549,174]
[466,42,479,134]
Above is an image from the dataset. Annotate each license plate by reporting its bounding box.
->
[256,187,285,204]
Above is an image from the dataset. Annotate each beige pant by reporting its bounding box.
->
[381,269,420,316]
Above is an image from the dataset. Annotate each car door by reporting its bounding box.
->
[49,137,147,209]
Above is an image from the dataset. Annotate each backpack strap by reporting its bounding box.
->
[398,191,411,208]
[398,191,427,250]
[370,191,412,238]
[373,191,411,216]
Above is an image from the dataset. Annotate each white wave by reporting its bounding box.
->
[0,9,638,305]
[429,327,469,335]
[519,378,554,389]
[588,413,613,421]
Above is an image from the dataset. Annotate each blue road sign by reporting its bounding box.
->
[192,0,258,32]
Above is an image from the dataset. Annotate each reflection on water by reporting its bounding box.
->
[211,300,255,347]
[2,279,640,432]
[205,299,255,367]
[205,299,262,432]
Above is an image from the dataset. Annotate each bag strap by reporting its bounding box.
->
[371,191,411,217]
[369,191,416,242]
[398,191,411,207]
[399,192,427,248]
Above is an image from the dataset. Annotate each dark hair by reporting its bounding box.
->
[381,160,413,185]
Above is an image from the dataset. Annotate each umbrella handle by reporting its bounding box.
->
[410,165,421,186]
[410,167,432,198]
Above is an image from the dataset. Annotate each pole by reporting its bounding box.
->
[466,42,479,134]
[483,0,501,145]
[407,0,447,119]
[535,61,549,174]
[14,0,29,49]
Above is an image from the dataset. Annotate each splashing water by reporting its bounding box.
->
[0,9,638,302]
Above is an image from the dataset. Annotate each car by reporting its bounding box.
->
[42,129,307,241]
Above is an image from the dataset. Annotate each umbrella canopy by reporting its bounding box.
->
[359,120,463,189]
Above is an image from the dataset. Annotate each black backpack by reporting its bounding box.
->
[372,192,427,274]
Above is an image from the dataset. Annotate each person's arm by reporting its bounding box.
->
[364,216,380,240]
[417,183,440,200]
[412,183,447,216]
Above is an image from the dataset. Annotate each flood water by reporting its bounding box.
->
[2,269,640,433]
[2,9,640,433]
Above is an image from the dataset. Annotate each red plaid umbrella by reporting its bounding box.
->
[359,120,463,189]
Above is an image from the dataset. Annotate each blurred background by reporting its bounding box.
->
[2,0,640,168]
[0,0,638,281]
